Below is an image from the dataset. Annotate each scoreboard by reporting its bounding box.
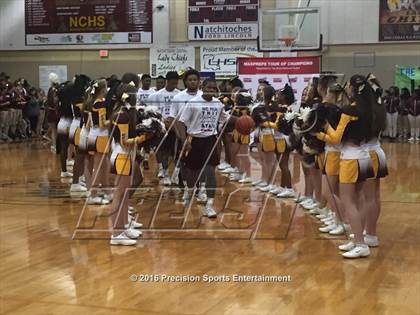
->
[188,0,259,41]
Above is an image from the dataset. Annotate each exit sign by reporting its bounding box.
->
[99,50,109,58]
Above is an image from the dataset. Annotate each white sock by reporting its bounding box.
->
[206,198,214,208]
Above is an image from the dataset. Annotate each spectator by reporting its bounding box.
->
[36,89,47,137]
[26,87,40,136]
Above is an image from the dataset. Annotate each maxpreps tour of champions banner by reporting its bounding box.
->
[25,0,153,45]
[379,0,420,41]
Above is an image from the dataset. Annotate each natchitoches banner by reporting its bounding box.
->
[379,0,420,41]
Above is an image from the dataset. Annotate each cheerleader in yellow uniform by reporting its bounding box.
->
[315,83,349,235]
[69,75,91,194]
[362,74,388,247]
[229,89,253,183]
[316,75,380,258]
[86,79,112,204]
[109,84,147,246]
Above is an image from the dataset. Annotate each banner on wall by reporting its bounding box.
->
[395,65,420,90]
[237,56,321,101]
[200,45,262,77]
[379,0,420,41]
[39,65,67,93]
[25,0,153,45]
[188,0,259,41]
[150,47,196,78]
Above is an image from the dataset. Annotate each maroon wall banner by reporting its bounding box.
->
[188,0,259,41]
[379,0,420,41]
[25,0,153,45]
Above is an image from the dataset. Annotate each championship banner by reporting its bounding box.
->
[379,0,420,41]
[200,45,262,77]
[188,0,259,41]
[25,0,153,45]
[237,56,321,101]
[150,47,196,78]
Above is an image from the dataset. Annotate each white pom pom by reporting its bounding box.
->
[145,105,159,113]
[142,118,153,128]
[284,111,298,122]
[49,73,59,84]
[299,107,312,123]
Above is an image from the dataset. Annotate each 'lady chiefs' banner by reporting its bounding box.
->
[379,0,420,41]
[25,0,153,45]
[237,56,321,102]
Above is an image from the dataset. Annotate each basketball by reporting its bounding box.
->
[235,115,255,135]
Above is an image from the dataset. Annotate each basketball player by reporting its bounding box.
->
[316,75,380,258]
[170,69,203,197]
[136,74,155,169]
[148,71,180,185]
[155,76,166,91]
[178,79,229,218]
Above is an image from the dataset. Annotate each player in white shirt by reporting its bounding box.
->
[148,71,180,184]
[178,79,229,218]
[136,74,155,169]
[136,74,155,106]
[170,69,203,191]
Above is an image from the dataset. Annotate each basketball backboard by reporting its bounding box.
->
[258,7,322,52]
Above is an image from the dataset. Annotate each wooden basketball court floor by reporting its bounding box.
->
[0,141,419,315]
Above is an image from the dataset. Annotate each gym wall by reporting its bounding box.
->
[0,0,419,89]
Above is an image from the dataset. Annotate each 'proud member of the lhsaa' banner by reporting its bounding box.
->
[189,24,258,41]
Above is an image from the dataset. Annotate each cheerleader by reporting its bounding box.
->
[69,75,91,194]
[275,84,297,198]
[57,81,74,178]
[251,85,281,191]
[86,79,112,204]
[408,88,420,142]
[363,73,389,247]
[229,89,253,183]
[109,84,147,245]
[218,77,244,173]
[314,83,349,235]
[316,74,379,258]
[298,78,323,210]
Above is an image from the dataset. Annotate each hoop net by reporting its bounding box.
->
[279,37,296,51]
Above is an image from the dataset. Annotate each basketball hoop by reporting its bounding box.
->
[279,37,296,51]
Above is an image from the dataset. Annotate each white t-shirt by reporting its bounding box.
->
[147,88,180,118]
[170,89,203,120]
[136,87,156,105]
[179,95,228,138]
